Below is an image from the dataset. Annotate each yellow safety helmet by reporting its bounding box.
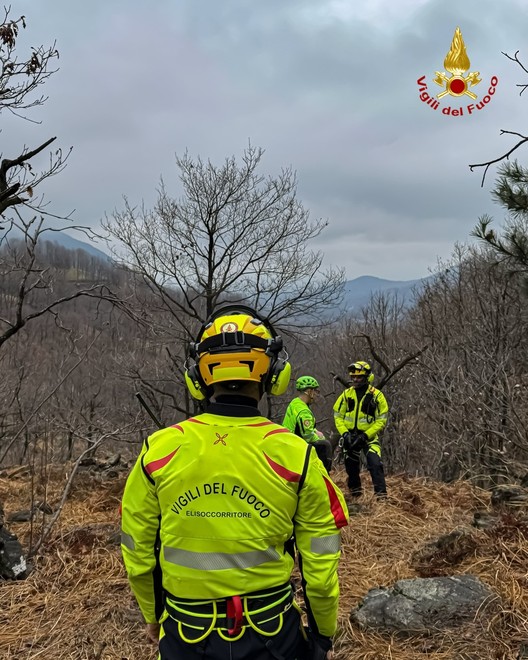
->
[185,305,291,401]
[348,360,374,384]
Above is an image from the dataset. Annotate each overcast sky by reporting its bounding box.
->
[4,0,528,280]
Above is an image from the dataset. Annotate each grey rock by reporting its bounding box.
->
[351,575,496,633]
[7,501,55,523]
[7,509,33,523]
[102,453,121,469]
[0,526,27,579]
[472,510,499,530]
[517,642,528,658]
[107,529,122,546]
[491,485,528,508]
[35,501,54,515]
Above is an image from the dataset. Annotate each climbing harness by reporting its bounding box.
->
[164,582,294,643]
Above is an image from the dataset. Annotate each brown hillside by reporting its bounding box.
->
[0,467,526,659]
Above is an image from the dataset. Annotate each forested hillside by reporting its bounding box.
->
[2,228,528,489]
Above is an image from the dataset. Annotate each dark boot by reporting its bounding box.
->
[366,451,387,497]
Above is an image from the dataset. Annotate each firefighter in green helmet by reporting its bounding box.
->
[282,376,334,472]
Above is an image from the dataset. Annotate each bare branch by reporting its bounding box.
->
[29,427,129,557]
[376,346,429,389]
[355,332,391,373]
[469,131,528,187]
[0,332,102,464]
[502,50,528,95]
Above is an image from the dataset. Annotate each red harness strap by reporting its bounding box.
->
[226,595,243,636]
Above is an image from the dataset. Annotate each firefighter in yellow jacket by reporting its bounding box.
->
[333,361,389,498]
[121,305,349,659]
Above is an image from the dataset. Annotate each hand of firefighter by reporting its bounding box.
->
[355,430,368,448]
[306,630,333,659]
[146,622,160,644]
[342,431,368,453]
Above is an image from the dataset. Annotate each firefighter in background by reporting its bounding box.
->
[282,376,333,472]
[121,305,349,660]
[333,361,389,498]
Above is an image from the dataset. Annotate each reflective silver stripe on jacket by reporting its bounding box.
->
[121,530,136,551]
[164,546,281,570]
[334,411,355,424]
[311,534,341,555]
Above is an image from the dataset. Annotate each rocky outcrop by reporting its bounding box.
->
[0,500,27,580]
[350,575,496,633]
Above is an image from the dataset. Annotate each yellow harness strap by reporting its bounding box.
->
[166,584,293,643]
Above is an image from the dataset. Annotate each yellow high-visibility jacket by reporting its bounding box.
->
[333,385,389,442]
[282,397,320,443]
[121,403,349,638]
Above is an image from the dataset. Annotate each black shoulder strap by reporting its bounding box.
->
[298,443,312,493]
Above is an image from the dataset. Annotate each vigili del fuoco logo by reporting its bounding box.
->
[417,27,498,117]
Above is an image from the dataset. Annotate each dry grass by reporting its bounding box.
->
[0,466,527,659]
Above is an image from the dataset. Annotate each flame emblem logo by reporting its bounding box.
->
[434,27,481,99]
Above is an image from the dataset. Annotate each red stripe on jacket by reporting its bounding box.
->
[263,428,290,439]
[145,447,180,475]
[322,475,348,528]
[264,453,302,482]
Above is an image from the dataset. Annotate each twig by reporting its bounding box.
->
[355,333,391,373]
[377,346,429,389]
[0,332,102,464]
[469,131,528,187]
[501,50,528,96]
[29,430,119,557]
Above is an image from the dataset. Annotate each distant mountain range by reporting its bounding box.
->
[341,275,427,312]
[0,227,110,262]
[43,232,110,262]
[28,231,427,311]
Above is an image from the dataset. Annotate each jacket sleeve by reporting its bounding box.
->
[365,390,389,441]
[120,441,161,624]
[294,448,349,638]
[332,392,348,436]
[296,408,319,443]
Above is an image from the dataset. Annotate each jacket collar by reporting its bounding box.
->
[205,395,261,417]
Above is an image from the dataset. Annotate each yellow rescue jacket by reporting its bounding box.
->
[121,402,349,638]
[333,385,389,442]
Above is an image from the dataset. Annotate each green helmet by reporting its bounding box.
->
[296,376,320,391]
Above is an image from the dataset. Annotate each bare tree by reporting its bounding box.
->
[0,226,123,349]
[406,245,528,486]
[103,145,345,418]
[104,145,344,334]
[469,51,528,186]
[0,10,122,351]
[0,10,70,220]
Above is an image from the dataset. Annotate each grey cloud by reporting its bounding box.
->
[2,0,527,280]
